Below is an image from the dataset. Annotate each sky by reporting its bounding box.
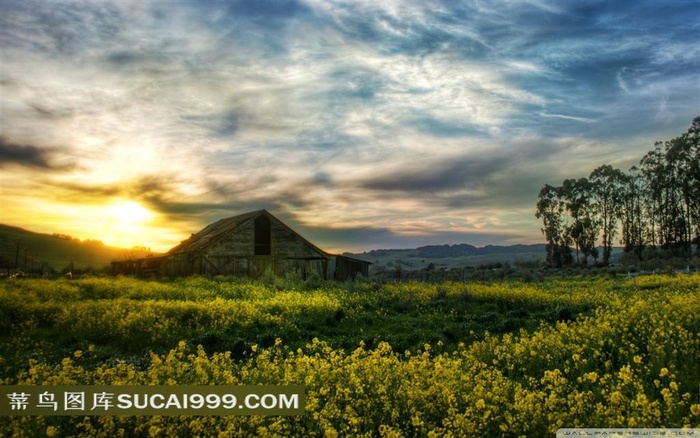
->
[1,0,699,254]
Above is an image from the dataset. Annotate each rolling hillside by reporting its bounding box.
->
[0,224,155,273]
[347,243,547,271]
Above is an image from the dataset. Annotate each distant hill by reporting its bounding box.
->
[0,224,155,273]
[346,243,547,271]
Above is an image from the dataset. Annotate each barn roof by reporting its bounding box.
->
[166,209,331,257]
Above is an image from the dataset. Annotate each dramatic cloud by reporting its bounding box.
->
[0,138,56,169]
[0,0,698,251]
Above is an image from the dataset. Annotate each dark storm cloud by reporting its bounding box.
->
[360,154,506,193]
[0,137,61,169]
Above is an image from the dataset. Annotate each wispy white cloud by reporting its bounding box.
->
[1,0,698,251]
[539,113,596,123]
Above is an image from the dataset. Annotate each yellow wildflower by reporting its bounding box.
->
[610,391,623,405]
[584,372,598,383]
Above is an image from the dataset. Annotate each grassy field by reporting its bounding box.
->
[1,274,699,436]
[0,224,153,274]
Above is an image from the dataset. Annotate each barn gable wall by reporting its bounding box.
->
[205,218,325,259]
[114,210,369,280]
[180,215,330,278]
[206,219,255,257]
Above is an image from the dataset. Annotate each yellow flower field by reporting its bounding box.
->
[1,274,699,436]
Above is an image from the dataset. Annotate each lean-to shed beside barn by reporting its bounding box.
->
[111,209,370,280]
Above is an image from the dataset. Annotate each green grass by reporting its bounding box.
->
[0,275,599,378]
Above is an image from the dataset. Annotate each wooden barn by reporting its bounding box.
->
[112,209,370,280]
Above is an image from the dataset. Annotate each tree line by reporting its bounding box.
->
[536,117,700,267]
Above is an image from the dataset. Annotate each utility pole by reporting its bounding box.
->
[14,239,20,271]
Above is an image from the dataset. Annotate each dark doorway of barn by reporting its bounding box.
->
[254,214,272,255]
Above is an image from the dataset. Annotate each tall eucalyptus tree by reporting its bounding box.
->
[536,184,572,267]
[560,178,599,265]
[589,165,626,265]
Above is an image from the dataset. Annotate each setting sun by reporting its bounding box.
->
[98,200,160,249]
[106,201,154,224]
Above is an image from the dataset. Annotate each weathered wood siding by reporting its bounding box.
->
[334,256,370,280]
[162,252,201,277]
[203,218,325,259]
[115,210,370,280]
[163,217,330,278]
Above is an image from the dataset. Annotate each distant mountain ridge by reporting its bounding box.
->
[347,243,547,271]
[411,243,546,258]
[0,224,154,273]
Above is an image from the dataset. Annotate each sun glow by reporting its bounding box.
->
[98,200,159,248]
[106,201,154,223]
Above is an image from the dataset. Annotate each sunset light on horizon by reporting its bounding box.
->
[1,0,698,253]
